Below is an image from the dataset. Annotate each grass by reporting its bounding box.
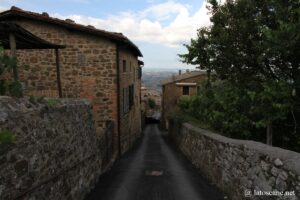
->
[29,96,61,107]
[47,98,60,107]
[29,96,45,104]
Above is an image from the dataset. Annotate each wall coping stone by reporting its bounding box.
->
[0,96,92,113]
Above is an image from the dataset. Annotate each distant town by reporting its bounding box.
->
[142,67,195,92]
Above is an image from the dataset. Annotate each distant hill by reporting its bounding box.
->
[142,68,195,92]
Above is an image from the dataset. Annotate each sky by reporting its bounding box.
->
[0,0,215,69]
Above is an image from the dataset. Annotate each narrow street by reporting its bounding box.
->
[85,124,224,200]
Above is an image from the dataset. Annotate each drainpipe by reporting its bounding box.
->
[116,44,121,157]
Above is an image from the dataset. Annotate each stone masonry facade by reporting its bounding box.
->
[0,7,143,156]
[11,19,118,136]
[169,120,300,200]
[119,49,142,154]
[0,97,108,200]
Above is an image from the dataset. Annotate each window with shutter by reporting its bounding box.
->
[182,86,189,95]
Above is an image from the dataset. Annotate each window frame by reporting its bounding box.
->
[122,60,127,73]
[182,86,190,95]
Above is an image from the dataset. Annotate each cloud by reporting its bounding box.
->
[53,0,213,47]
[63,0,90,3]
[140,1,190,21]
[0,7,7,12]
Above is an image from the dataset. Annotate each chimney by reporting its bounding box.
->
[42,12,49,17]
[87,25,96,29]
[179,70,181,75]
[65,19,75,23]
[11,6,22,11]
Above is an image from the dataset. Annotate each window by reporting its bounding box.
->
[130,61,132,72]
[137,67,142,80]
[182,86,189,95]
[129,84,134,108]
[123,60,126,72]
[123,87,129,115]
[123,85,135,115]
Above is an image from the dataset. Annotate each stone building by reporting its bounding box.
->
[161,70,206,129]
[141,87,161,108]
[0,7,143,156]
[141,87,161,121]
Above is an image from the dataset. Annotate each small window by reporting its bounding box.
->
[123,60,126,72]
[123,85,134,115]
[182,86,189,95]
[129,84,134,108]
[123,87,129,115]
[137,67,142,80]
[130,61,132,72]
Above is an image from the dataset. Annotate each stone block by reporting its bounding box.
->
[274,158,283,167]
[275,177,287,191]
[271,167,279,177]
[260,160,270,171]
[278,171,288,181]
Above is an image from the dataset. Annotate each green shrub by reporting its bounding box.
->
[148,98,156,109]
[0,46,23,97]
[8,81,23,97]
[47,98,60,107]
[178,96,193,111]
[0,80,6,95]
[0,129,15,144]
[29,96,45,104]
[179,80,294,141]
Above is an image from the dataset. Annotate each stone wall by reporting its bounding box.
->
[169,121,300,200]
[0,97,111,200]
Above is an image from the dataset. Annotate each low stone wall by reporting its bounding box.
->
[0,96,110,200]
[169,120,300,200]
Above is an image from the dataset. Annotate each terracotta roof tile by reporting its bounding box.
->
[0,22,65,49]
[161,71,206,85]
[0,6,142,56]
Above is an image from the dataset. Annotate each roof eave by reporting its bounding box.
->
[0,9,142,56]
[0,22,65,49]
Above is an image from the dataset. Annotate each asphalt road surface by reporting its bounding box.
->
[85,124,224,200]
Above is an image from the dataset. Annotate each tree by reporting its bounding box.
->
[179,28,213,85]
[180,0,300,146]
[259,0,300,101]
[148,98,156,109]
